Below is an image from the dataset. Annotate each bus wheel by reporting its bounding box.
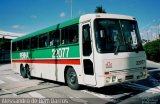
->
[66,67,80,90]
[25,65,32,79]
[20,65,27,78]
[20,65,24,76]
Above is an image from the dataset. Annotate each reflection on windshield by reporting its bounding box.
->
[94,19,143,53]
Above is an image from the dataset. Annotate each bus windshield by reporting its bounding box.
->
[94,19,144,53]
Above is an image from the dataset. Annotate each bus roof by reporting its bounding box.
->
[12,17,80,42]
[79,13,135,22]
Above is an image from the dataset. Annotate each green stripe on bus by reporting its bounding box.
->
[12,45,80,59]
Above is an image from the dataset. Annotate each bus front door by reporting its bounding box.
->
[81,22,96,86]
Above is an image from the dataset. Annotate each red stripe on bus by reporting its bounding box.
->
[12,59,80,65]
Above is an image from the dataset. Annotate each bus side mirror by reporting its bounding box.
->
[100,30,105,38]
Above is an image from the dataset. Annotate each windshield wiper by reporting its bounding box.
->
[114,37,120,55]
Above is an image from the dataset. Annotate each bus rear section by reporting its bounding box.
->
[80,14,147,88]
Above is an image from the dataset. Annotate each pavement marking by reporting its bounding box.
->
[2,89,17,96]
[69,96,88,104]
[6,76,20,82]
[0,80,5,84]
[145,85,160,94]
[157,86,160,89]
[28,91,45,98]
[81,90,113,99]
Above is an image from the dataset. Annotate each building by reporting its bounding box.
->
[0,31,23,63]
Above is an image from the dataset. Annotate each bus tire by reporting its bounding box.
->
[20,64,24,76]
[20,65,27,78]
[66,67,80,90]
[25,65,32,79]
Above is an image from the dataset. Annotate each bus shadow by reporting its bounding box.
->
[82,84,142,103]
[82,84,142,95]
[31,76,66,87]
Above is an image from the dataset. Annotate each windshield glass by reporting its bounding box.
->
[94,19,143,53]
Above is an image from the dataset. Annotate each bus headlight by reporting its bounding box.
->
[137,72,143,79]
[143,69,148,77]
[112,76,116,82]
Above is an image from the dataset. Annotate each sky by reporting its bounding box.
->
[0,0,160,40]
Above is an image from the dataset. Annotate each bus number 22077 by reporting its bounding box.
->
[52,47,69,58]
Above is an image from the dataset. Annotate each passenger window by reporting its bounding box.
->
[23,39,30,50]
[49,30,60,46]
[31,36,38,49]
[17,41,22,51]
[12,42,17,51]
[39,33,48,48]
[61,24,78,44]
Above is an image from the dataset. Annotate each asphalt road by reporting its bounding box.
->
[0,61,160,104]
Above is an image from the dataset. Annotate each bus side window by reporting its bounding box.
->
[54,30,60,46]
[49,30,60,46]
[17,41,23,51]
[39,33,48,48]
[49,31,54,46]
[12,42,17,51]
[61,24,78,45]
[69,24,78,43]
[23,39,30,50]
[31,36,38,49]
[61,28,69,44]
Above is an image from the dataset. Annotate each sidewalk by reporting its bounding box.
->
[0,63,11,70]
[147,60,160,69]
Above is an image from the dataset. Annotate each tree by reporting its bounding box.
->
[94,5,106,13]
[144,39,160,62]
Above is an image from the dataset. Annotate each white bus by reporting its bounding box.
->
[12,14,147,90]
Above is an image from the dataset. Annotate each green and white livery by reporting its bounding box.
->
[12,14,147,89]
